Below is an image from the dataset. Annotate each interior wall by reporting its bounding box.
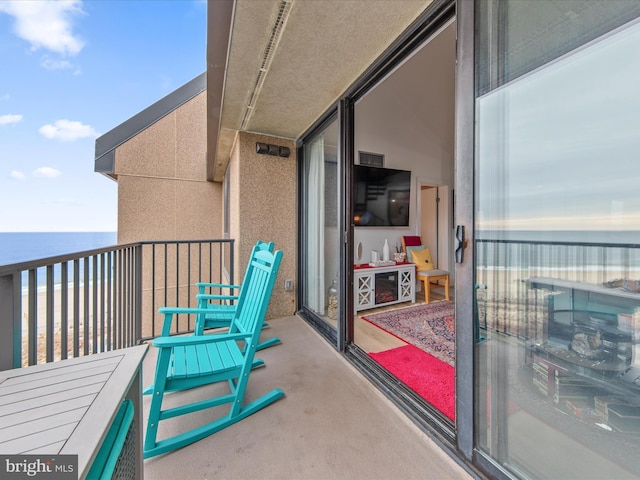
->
[420,186,438,258]
[352,22,455,264]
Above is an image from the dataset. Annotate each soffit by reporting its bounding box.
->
[214,0,431,180]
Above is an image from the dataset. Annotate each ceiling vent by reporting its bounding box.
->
[359,151,384,167]
[240,0,294,131]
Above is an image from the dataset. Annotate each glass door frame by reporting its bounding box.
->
[342,0,461,448]
[457,2,513,476]
[296,109,341,347]
[455,0,476,467]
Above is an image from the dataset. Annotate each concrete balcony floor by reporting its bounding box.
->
[141,315,473,480]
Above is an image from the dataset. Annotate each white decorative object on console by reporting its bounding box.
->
[382,238,390,261]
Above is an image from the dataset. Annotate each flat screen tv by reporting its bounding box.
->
[353,165,411,226]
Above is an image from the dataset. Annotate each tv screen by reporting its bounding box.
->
[353,165,411,226]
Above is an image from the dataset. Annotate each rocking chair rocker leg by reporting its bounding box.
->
[144,388,284,459]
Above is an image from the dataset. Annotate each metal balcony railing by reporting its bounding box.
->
[0,239,234,370]
[475,237,640,339]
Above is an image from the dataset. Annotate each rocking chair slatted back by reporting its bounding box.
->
[230,249,276,339]
[193,240,280,351]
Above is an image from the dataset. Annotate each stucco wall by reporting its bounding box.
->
[114,91,222,243]
[112,91,223,337]
[228,131,297,319]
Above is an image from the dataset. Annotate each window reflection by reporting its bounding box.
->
[475,4,640,478]
[302,119,339,326]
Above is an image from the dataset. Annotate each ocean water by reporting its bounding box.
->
[476,230,640,273]
[477,230,640,245]
[0,232,117,266]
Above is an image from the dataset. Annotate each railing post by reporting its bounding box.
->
[0,272,21,370]
[135,244,143,344]
[230,239,235,285]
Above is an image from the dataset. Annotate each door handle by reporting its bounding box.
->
[455,225,465,264]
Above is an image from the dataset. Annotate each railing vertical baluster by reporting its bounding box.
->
[123,248,128,348]
[122,248,127,347]
[119,249,127,348]
[128,247,133,346]
[218,241,223,285]
[131,247,135,345]
[124,248,130,347]
[122,248,126,349]
[0,272,21,370]
[61,262,68,360]
[198,242,202,287]
[92,255,98,354]
[152,244,156,338]
[73,259,80,357]
[100,253,105,352]
[114,249,120,350]
[28,269,37,366]
[135,245,142,344]
[129,247,134,346]
[230,240,234,286]
[83,258,90,355]
[46,264,54,363]
[164,243,168,332]
[176,243,180,331]
[107,252,112,351]
[187,243,192,330]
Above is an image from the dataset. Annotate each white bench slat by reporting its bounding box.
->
[0,356,120,387]
[24,440,66,454]
[2,394,95,429]
[0,423,77,454]
[1,407,86,444]
[0,372,110,407]
[0,382,102,417]
[0,361,118,398]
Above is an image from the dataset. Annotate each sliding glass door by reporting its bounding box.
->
[299,117,340,333]
[474,1,640,478]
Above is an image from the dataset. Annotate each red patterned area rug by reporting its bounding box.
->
[362,300,455,366]
[369,345,455,420]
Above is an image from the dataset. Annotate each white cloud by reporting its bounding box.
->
[41,56,73,71]
[33,167,62,178]
[0,0,85,56]
[10,170,26,180]
[0,114,23,126]
[39,119,98,141]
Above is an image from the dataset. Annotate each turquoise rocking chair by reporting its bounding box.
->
[194,240,281,350]
[144,247,284,458]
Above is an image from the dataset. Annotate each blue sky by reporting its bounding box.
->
[0,0,206,232]
[476,19,640,232]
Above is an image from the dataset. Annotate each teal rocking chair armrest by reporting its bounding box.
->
[196,282,241,290]
[152,331,252,348]
[157,307,220,337]
[196,293,239,301]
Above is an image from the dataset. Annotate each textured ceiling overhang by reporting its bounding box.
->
[207,0,431,182]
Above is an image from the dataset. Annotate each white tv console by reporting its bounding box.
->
[354,262,415,312]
